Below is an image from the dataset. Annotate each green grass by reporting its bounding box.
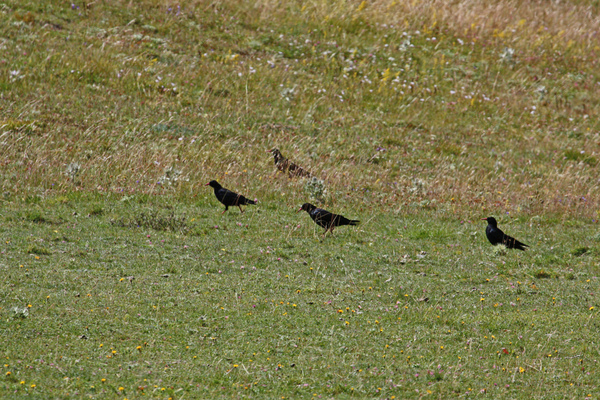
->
[2,0,600,398]
[2,194,599,398]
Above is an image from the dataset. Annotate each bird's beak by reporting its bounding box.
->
[205,182,210,186]
[481,218,488,221]
[297,207,302,213]
[267,149,273,153]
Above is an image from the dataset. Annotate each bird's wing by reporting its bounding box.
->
[218,188,241,205]
[288,162,311,177]
[487,226,505,245]
[312,209,334,226]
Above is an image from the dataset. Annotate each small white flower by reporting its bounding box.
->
[500,47,515,63]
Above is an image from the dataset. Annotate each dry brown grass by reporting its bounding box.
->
[262,0,600,48]
[1,0,600,219]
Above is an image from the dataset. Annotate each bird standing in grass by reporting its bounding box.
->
[206,180,256,214]
[269,148,312,178]
[299,203,359,234]
[482,217,529,250]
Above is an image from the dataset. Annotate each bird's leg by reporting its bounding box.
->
[239,205,244,213]
[222,206,228,214]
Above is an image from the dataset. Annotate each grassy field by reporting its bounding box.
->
[2,0,600,398]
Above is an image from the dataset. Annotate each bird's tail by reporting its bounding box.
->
[348,220,360,226]
[238,195,256,205]
[505,237,528,251]
[515,243,528,251]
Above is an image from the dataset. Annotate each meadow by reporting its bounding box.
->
[1,0,600,398]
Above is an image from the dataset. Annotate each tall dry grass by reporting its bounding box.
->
[1,0,599,219]
[256,0,600,48]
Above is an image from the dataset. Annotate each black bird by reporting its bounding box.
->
[482,217,529,250]
[206,180,256,214]
[269,148,312,178]
[299,203,359,234]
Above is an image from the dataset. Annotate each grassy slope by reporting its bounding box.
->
[1,0,600,398]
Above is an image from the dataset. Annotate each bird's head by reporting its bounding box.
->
[482,217,497,226]
[298,203,315,213]
[269,148,282,160]
[206,180,221,189]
